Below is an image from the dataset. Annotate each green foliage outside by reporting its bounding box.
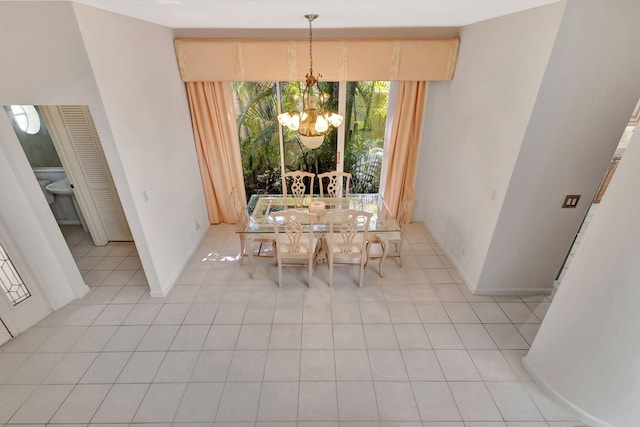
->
[233,81,389,200]
[344,81,389,193]
[232,81,280,200]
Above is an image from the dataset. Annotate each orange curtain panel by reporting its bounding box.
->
[383,81,428,220]
[186,81,246,224]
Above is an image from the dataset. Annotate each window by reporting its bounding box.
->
[280,80,340,192]
[9,105,41,135]
[233,81,281,196]
[344,81,389,193]
[233,81,389,199]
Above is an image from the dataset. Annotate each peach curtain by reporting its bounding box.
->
[382,81,428,219]
[186,81,246,224]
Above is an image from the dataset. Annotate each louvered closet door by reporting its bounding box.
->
[58,106,133,241]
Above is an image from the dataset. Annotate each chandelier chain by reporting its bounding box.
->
[277,14,343,149]
[308,15,314,77]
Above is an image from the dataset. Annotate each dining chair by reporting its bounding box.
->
[269,210,321,287]
[366,188,415,277]
[283,171,315,208]
[230,186,276,274]
[317,171,352,198]
[324,209,372,287]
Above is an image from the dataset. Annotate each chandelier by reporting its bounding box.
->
[277,14,343,149]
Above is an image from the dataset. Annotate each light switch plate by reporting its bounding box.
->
[562,194,580,208]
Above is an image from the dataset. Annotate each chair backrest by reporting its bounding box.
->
[327,209,372,255]
[269,210,317,256]
[398,188,415,229]
[283,171,315,207]
[317,171,352,197]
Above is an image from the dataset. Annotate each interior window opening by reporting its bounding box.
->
[9,105,41,135]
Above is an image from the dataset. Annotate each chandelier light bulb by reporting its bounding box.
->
[327,112,343,127]
[315,115,329,132]
[277,112,290,127]
[290,114,300,131]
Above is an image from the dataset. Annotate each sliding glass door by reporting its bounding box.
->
[233,80,389,200]
[344,81,389,193]
[280,80,339,195]
[232,81,281,197]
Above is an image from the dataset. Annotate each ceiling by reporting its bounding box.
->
[5,0,560,29]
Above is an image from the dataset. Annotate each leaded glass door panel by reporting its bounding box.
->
[0,233,51,337]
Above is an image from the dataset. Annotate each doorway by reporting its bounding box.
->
[39,105,133,244]
[1,105,140,343]
[4,105,132,246]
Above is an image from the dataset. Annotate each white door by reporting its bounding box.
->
[40,105,133,245]
[0,220,52,337]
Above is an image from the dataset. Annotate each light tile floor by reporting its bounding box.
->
[0,223,592,427]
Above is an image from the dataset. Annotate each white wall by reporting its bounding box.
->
[0,2,98,310]
[415,2,565,287]
[524,109,640,427]
[72,4,209,296]
[0,2,101,104]
[0,2,208,299]
[476,0,640,293]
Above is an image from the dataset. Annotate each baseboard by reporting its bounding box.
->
[32,166,65,174]
[150,223,208,298]
[522,356,614,427]
[419,219,553,297]
[418,218,475,291]
[472,287,553,296]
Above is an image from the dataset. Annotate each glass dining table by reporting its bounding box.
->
[235,193,400,235]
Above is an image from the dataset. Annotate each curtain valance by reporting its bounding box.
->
[175,38,459,82]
